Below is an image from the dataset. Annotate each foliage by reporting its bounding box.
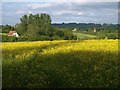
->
[1,17,118,41]
[2,35,17,42]
[16,13,51,36]
[107,33,118,39]
[0,24,15,33]
[13,13,76,41]
[51,35,61,40]
[56,30,64,37]
[52,23,118,32]
[2,40,119,88]
[52,23,118,40]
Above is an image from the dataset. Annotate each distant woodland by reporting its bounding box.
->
[0,13,118,42]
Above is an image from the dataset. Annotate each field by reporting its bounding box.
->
[2,40,119,88]
[74,32,97,40]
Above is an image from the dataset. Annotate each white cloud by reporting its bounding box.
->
[16,10,48,16]
[53,10,84,16]
[16,11,25,14]
[33,10,47,14]
[77,12,84,15]
[27,3,52,9]
[28,11,32,14]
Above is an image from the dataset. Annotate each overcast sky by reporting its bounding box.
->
[1,0,119,25]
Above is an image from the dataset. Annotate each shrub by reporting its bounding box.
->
[107,33,118,39]
[51,35,61,40]
[97,35,106,39]
[64,34,77,40]
[2,35,17,42]
[17,35,30,41]
[56,30,64,37]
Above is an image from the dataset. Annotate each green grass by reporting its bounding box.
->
[74,32,97,40]
[0,33,7,36]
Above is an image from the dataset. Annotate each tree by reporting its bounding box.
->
[11,26,15,31]
[1,24,15,33]
[19,15,28,34]
[56,30,64,37]
[14,13,80,41]
[38,13,51,35]
[28,14,34,24]
[27,24,36,36]
[48,28,55,37]
[107,33,118,39]
[15,13,53,41]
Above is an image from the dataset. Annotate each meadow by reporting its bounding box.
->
[2,40,119,88]
[74,32,97,40]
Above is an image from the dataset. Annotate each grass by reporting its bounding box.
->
[2,40,119,88]
[74,32,97,40]
[0,33,7,36]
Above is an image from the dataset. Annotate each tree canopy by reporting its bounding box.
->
[16,13,51,36]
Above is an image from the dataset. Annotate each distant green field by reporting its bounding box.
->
[0,33,7,36]
[74,33,97,40]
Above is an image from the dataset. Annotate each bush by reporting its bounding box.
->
[64,34,77,40]
[97,34,107,39]
[37,36,51,41]
[17,35,52,41]
[107,33,118,39]
[17,35,30,41]
[51,35,61,40]
[2,35,17,42]
[29,35,52,41]
[71,35,77,40]
[56,30,64,37]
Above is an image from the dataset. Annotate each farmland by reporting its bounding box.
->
[74,32,97,40]
[2,40,119,88]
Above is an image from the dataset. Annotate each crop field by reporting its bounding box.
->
[2,40,119,88]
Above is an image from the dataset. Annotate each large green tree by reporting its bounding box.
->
[20,15,28,33]
[16,13,51,36]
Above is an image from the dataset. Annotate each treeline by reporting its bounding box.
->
[1,14,118,42]
[52,23,118,31]
[0,24,15,33]
[52,23,118,39]
[1,13,77,42]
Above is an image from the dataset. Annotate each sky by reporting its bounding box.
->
[1,0,119,25]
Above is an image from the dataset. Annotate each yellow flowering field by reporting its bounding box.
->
[2,40,119,88]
